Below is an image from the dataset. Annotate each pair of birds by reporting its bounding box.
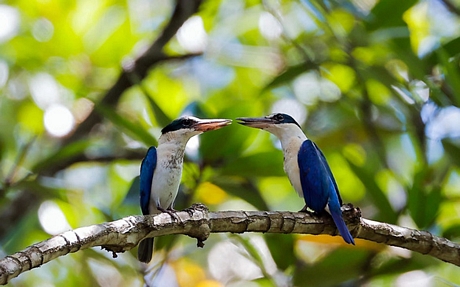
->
[138,113,355,263]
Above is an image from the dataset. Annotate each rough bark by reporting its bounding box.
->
[0,204,458,285]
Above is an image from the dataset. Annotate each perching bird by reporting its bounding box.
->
[138,116,232,263]
[237,113,354,244]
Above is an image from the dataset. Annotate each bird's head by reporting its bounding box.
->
[236,113,303,139]
[160,116,232,143]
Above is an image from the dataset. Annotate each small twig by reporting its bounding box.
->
[440,0,460,16]
[1,137,36,195]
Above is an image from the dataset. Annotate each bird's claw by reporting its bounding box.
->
[299,205,311,213]
[157,206,179,221]
[299,206,320,217]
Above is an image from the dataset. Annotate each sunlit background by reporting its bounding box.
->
[1,0,460,286]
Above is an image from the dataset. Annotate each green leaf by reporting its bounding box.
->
[293,248,370,286]
[265,234,295,270]
[31,139,93,173]
[359,66,399,88]
[437,49,460,106]
[366,0,417,31]
[199,106,254,164]
[3,136,36,186]
[155,234,179,251]
[345,159,398,223]
[212,177,269,211]
[123,176,140,206]
[408,169,442,228]
[426,36,460,66]
[370,256,434,277]
[96,104,157,146]
[425,187,442,225]
[143,90,173,128]
[263,62,318,91]
[115,178,142,218]
[2,203,44,253]
[443,224,460,240]
[391,37,427,80]
[220,151,285,177]
[0,137,5,170]
[443,139,460,167]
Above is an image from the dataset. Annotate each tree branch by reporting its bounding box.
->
[0,204,458,285]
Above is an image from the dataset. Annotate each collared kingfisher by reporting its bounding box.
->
[138,116,232,263]
[237,113,355,244]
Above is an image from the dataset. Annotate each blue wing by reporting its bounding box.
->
[298,140,331,212]
[316,145,343,206]
[139,147,157,215]
[298,140,354,244]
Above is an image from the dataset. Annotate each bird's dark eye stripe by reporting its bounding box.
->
[183,119,193,126]
[273,113,284,122]
[161,117,195,133]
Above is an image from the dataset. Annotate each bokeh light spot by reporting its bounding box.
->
[38,200,71,235]
[29,73,60,109]
[0,5,20,43]
[44,104,75,137]
[0,60,8,88]
[259,12,282,40]
[32,18,54,42]
[271,98,307,125]
[177,16,207,53]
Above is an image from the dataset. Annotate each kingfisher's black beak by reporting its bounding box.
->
[236,117,274,129]
[193,119,232,132]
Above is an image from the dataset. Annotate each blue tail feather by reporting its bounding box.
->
[138,237,154,263]
[330,208,355,245]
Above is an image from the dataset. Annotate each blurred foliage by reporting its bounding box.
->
[1,0,460,286]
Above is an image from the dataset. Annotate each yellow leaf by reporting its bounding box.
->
[403,2,429,54]
[298,234,385,252]
[171,258,206,287]
[366,79,391,105]
[195,182,228,205]
[322,63,356,93]
[196,280,224,287]
[327,9,355,36]
[343,143,366,167]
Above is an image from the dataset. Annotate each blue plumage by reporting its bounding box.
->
[136,116,232,263]
[139,147,157,215]
[237,113,355,245]
[138,146,157,263]
[298,140,331,212]
[298,140,355,244]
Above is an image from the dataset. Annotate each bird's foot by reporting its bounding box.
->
[298,206,315,215]
[299,206,323,219]
[157,206,179,221]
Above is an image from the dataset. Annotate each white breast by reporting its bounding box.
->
[267,124,308,199]
[149,143,185,213]
[282,138,304,198]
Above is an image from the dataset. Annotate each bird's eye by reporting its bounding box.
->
[182,119,193,127]
[273,114,284,122]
